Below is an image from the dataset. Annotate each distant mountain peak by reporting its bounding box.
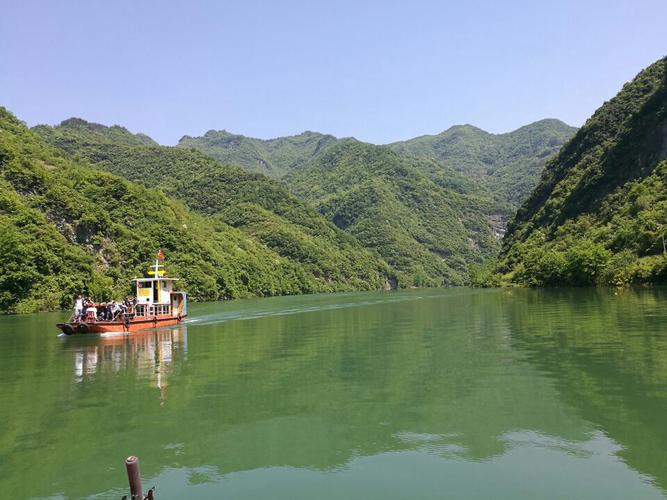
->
[189,128,336,143]
[177,128,342,178]
[35,117,157,146]
[59,117,97,128]
[439,124,489,135]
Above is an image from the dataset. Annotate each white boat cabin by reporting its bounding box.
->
[132,270,187,319]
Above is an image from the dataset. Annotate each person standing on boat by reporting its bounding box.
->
[111,300,122,319]
[74,295,83,321]
[85,302,97,322]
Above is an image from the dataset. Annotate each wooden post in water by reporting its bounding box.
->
[125,455,143,499]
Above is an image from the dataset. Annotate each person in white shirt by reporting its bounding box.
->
[111,301,122,319]
[74,295,84,321]
[85,304,97,321]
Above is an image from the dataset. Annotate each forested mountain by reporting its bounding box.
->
[37,117,158,148]
[40,116,572,289]
[286,141,499,286]
[20,99,584,308]
[178,121,575,214]
[388,119,577,210]
[34,118,393,294]
[177,129,339,178]
[495,56,667,286]
[0,108,391,313]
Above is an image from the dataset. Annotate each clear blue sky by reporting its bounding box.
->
[1,0,665,145]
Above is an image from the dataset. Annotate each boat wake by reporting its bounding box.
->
[185,292,441,327]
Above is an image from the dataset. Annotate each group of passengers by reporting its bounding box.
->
[74,296,136,322]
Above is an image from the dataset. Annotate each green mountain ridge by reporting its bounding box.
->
[33,118,394,295]
[286,140,500,286]
[36,117,158,149]
[0,108,391,313]
[495,56,667,286]
[177,129,341,178]
[176,120,576,215]
[388,118,577,210]
[33,114,578,293]
[15,98,584,309]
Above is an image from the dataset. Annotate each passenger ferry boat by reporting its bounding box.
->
[57,253,187,335]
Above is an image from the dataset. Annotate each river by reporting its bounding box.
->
[1,287,666,499]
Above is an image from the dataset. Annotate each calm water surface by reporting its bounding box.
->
[1,287,666,499]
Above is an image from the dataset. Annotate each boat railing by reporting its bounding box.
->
[134,303,172,318]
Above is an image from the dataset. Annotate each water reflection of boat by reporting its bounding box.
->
[66,327,187,400]
[57,253,187,335]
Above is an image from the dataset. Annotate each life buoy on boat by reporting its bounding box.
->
[62,324,74,335]
[77,323,89,334]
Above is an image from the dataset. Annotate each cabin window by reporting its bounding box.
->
[137,281,152,298]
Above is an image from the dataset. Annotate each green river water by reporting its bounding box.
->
[1,287,666,499]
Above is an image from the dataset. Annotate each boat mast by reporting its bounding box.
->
[154,249,165,277]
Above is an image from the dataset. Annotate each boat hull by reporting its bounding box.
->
[57,315,185,335]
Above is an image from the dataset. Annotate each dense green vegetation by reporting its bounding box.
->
[493,56,667,287]
[36,116,579,292]
[14,73,619,306]
[389,119,576,213]
[177,129,339,178]
[178,120,576,242]
[180,121,575,213]
[286,141,500,286]
[34,117,158,150]
[0,109,392,313]
[34,119,393,295]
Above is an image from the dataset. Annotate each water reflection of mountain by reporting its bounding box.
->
[2,290,667,498]
[500,287,667,492]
